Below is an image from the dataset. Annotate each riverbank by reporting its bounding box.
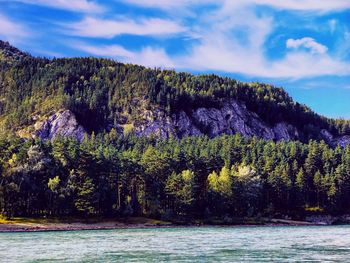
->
[1,216,343,232]
[0,217,174,232]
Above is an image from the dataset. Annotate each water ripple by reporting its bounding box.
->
[1,225,350,262]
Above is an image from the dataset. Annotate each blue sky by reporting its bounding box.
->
[0,0,349,119]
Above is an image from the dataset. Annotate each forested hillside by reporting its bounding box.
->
[1,40,350,221]
[0,40,349,142]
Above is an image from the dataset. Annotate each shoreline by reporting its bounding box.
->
[0,217,338,233]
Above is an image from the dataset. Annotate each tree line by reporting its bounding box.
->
[1,132,349,220]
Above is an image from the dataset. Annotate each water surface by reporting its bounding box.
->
[1,225,349,262]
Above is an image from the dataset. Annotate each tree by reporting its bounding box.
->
[47,176,61,214]
[75,177,97,216]
[232,164,261,216]
[313,170,323,207]
[165,170,195,215]
[208,166,233,197]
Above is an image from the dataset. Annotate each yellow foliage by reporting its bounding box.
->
[181,169,194,183]
[122,123,134,134]
[8,153,17,167]
[208,171,219,192]
[208,167,233,196]
[233,164,256,181]
[304,206,324,213]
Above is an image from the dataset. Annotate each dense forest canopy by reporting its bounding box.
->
[1,40,350,221]
[1,133,350,220]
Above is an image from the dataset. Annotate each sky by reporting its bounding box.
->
[0,0,349,119]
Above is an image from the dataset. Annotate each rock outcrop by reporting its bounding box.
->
[133,99,300,141]
[321,129,350,148]
[34,110,86,141]
[273,122,299,141]
[31,100,349,147]
[335,136,350,148]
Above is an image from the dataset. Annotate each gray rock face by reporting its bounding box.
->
[320,129,350,148]
[173,111,202,137]
[133,108,176,138]
[335,136,350,148]
[31,100,349,148]
[320,129,334,142]
[35,110,86,141]
[191,100,275,139]
[273,122,299,141]
[133,99,300,141]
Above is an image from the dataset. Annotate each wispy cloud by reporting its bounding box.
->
[64,17,186,38]
[0,13,29,43]
[75,42,175,68]
[176,3,349,78]
[328,19,337,33]
[286,37,328,54]
[178,38,348,78]
[3,0,349,80]
[10,0,104,13]
[121,0,215,10]
[77,43,134,57]
[335,29,350,59]
[123,0,350,12]
[246,0,350,12]
[71,2,349,79]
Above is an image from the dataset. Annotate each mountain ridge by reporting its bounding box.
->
[0,40,349,146]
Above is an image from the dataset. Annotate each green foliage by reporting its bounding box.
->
[0,133,349,219]
[75,177,97,216]
[1,41,350,220]
[0,40,349,138]
[165,170,196,215]
[48,176,60,193]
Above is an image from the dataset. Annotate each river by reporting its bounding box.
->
[0,225,349,262]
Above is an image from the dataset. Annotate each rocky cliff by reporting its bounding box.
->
[32,99,349,147]
[320,129,350,148]
[34,110,86,141]
[133,99,300,141]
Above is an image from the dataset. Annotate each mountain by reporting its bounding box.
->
[1,40,350,220]
[0,40,349,146]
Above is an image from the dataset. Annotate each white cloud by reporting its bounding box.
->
[268,52,349,78]
[328,19,337,33]
[73,2,350,79]
[121,0,215,10]
[11,0,104,13]
[246,0,350,12]
[77,43,134,57]
[123,0,350,12]
[75,42,175,68]
[65,17,186,38]
[177,5,349,78]
[134,47,175,68]
[178,36,348,78]
[335,29,350,59]
[286,37,328,54]
[67,1,349,79]
[0,13,29,43]
[177,3,349,78]
[73,7,350,79]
